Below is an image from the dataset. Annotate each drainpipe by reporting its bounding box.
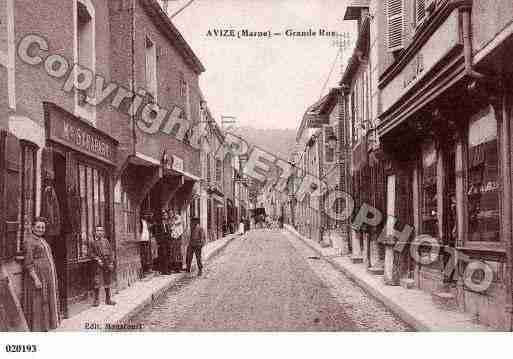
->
[458,1,489,82]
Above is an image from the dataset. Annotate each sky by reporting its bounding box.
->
[167,0,355,130]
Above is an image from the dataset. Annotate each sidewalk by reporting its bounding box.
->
[285,225,493,331]
[56,234,239,331]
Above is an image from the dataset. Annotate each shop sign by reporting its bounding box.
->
[47,104,117,164]
[172,155,184,172]
[381,9,461,113]
[403,54,424,89]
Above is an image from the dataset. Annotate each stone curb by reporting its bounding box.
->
[284,225,432,331]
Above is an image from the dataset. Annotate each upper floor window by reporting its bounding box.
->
[145,36,158,102]
[76,0,96,123]
[216,159,222,183]
[386,0,404,52]
[206,153,211,182]
[415,0,426,27]
[323,125,336,165]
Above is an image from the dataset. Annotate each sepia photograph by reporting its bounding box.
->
[1,0,513,356]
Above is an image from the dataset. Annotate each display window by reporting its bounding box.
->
[467,106,500,242]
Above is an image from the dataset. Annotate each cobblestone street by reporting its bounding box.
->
[129,230,412,331]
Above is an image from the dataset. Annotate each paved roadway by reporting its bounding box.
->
[129,229,412,331]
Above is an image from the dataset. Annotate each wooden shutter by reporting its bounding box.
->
[387,0,404,52]
[0,131,22,259]
[416,0,426,25]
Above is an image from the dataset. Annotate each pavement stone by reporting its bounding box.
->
[55,234,239,331]
[284,225,494,332]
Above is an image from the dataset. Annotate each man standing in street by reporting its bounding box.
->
[186,217,205,276]
[153,209,172,275]
[89,226,116,307]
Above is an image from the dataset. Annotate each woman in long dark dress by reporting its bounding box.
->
[23,217,60,331]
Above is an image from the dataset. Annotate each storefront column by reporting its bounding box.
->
[454,131,467,310]
[412,164,422,288]
[368,237,384,275]
[350,230,363,263]
[383,173,400,285]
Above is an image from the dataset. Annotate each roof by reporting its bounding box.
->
[339,14,371,87]
[141,0,205,74]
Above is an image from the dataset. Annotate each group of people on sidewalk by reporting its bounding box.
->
[139,210,206,277]
[18,209,207,332]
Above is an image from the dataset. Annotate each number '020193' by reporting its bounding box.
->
[5,345,37,352]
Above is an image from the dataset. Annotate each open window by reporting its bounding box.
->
[323,125,336,165]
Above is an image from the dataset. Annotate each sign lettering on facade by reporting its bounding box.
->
[62,122,112,160]
[47,104,117,164]
[172,155,184,172]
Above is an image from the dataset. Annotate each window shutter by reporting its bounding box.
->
[387,0,404,52]
[416,0,426,25]
[0,131,22,259]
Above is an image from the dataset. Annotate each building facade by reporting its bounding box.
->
[0,0,229,329]
[1,0,121,320]
[340,0,513,330]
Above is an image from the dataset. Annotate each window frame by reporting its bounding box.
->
[74,0,96,124]
[145,35,158,103]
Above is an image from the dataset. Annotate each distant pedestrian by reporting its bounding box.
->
[89,226,116,307]
[186,217,205,276]
[238,220,244,236]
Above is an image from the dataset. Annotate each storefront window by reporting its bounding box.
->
[77,161,108,259]
[421,141,438,237]
[467,106,500,242]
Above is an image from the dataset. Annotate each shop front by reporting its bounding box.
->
[377,3,513,329]
[42,103,118,318]
[116,147,200,288]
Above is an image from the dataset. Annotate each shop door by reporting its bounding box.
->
[50,150,69,318]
